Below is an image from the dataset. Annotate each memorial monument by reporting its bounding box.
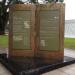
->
[9,3,65,61]
[1,2,75,75]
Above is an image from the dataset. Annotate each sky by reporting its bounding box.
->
[64,0,75,20]
[22,0,75,20]
[0,0,75,20]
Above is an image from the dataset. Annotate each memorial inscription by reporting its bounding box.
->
[40,10,59,50]
[13,11,31,49]
[9,4,65,59]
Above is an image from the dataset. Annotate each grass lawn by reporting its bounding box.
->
[0,35,75,49]
[64,38,75,49]
[0,35,8,48]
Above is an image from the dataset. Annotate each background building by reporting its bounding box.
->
[65,20,75,38]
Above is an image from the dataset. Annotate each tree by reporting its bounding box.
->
[0,0,7,35]
[0,0,24,35]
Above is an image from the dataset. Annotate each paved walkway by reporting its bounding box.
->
[0,48,75,75]
[0,61,75,75]
[42,48,75,75]
[42,63,75,75]
[64,48,75,58]
[0,63,12,75]
[0,48,8,54]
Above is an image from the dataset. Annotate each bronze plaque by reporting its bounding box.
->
[12,11,31,49]
[40,10,59,51]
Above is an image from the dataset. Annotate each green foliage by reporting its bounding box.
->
[48,0,53,2]
[60,0,64,2]
[31,0,37,3]
[0,0,8,34]
[10,0,24,4]
[48,0,64,3]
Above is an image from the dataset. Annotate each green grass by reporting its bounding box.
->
[0,35,8,48]
[64,38,75,49]
[0,35,75,49]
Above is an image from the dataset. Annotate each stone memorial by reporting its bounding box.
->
[9,3,65,60]
[1,3,75,75]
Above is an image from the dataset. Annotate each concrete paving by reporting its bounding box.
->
[0,48,75,75]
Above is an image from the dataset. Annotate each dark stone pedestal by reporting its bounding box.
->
[0,54,75,75]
